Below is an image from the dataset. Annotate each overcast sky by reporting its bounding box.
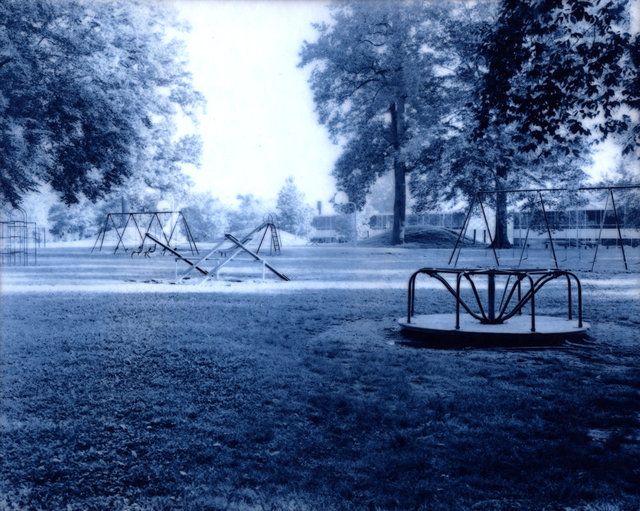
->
[167,0,630,210]
[167,0,339,208]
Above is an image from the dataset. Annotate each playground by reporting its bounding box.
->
[1,239,639,510]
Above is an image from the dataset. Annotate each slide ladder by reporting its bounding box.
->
[270,225,281,255]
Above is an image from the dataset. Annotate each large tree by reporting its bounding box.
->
[411,0,636,248]
[300,2,458,244]
[0,0,204,208]
[471,0,637,247]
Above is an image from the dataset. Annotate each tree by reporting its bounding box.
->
[470,0,637,247]
[407,2,500,218]
[181,193,229,242]
[411,0,636,248]
[599,156,640,227]
[48,198,99,241]
[276,176,314,237]
[227,194,268,233]
[0,0,204,207]
[300,2,458,244]
[364,173,394,214]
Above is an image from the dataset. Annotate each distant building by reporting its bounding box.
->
[512,208,640,247]
[310,214,352,243]
[309,206,639,246]
[369,212,467,231]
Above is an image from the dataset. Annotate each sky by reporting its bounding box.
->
[166,0,632,210]
[167,0,340,208]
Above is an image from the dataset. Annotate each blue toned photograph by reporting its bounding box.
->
[1,1,639,509]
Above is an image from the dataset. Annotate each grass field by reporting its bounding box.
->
[1,243,639,510]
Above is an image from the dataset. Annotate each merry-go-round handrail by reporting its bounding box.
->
[407,268,583,333]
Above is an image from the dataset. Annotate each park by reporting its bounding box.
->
[1,0,639,510]
[2,229,639,509]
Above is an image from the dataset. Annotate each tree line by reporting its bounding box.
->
[299,0,638,246]
[1,1,637,246]
[44,177,314,242]
[0,0,204,209]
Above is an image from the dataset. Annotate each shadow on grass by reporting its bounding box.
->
[1,287,639,510]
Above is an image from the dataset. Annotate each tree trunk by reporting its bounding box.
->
[490,168,511,249]
[390,98,406,245]
[392,157,406,245]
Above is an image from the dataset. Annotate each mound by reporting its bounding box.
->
[277,230,310,246]
[359,226,479,248]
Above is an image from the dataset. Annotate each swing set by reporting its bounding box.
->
[449,185,640,271]
[92,211,199,256]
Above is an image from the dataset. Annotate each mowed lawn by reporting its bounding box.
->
[1,245,639,510]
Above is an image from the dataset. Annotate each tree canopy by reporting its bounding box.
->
[474,0,637,156]
[473,0,636,246]
[409,0,637,247]
[299,2,461,244]
[276,176,313,236]
[0,0,204,208]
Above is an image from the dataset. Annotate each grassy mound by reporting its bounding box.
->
[360,225,479,248]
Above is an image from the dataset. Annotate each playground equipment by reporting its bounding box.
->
[449,185,640,271]
[144,219,289,282]
[399,267,589,345]
[395,186,640,344]
[0,207,39,266]
[92,211,198,256]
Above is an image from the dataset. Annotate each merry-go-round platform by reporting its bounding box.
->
[398,268,589,346]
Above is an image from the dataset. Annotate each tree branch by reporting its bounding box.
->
[372,83,387,103]
[360,38,385,47]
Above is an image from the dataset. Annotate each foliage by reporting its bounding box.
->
[408,2,499,210]
[0,0,204,207]
[181,193,230,242]
[364,173,395,214]
[599,157,640,227]
[300,2,462,244]
[2,187,57,229]
[46,188,166,242]
[47,198,99,240]
[474,0,638,158]
[410,0,635,247]
[275,177,314,237]
[226,194,269,233]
